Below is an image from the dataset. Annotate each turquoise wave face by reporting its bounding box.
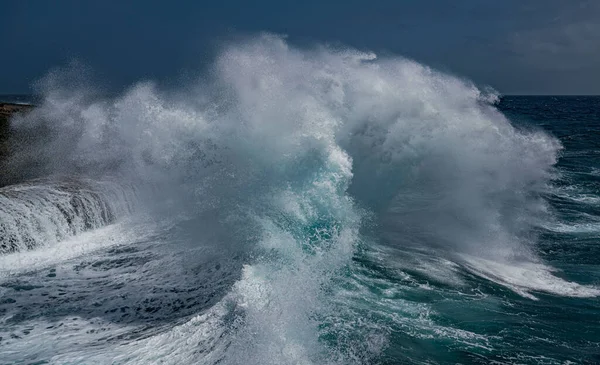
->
[0,36,598,364]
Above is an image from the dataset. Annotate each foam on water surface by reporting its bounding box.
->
[1,35,598,364]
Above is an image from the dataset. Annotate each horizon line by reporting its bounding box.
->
[1,92,600,98]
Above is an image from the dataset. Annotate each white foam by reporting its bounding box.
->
[2,34,590,363]
[0,179,137,254]
[1,317,136,364]
[49,303,231,364]
[542,221,600,234]
[0,216,161,280]
[557,192,600,205]
[460,255,600,299]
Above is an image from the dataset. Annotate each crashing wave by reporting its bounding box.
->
[0,178,137,254]
[2,34,596,363]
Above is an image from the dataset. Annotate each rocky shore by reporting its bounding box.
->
[0,102,33,160]
[0,102,32,122]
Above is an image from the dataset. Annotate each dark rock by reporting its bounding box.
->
[0,102,34,168]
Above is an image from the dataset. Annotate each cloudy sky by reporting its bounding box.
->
[1,0,599,94]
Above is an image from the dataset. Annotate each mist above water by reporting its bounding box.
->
[3,34,591,364]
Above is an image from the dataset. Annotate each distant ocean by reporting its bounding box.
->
[0,94,36,105]
[0,37,599,364]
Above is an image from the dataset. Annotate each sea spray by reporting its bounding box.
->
[2,35,596,364]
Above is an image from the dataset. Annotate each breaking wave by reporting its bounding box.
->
[0,178,137,254]
[2,34,596,364]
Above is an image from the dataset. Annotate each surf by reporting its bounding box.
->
[1,34,597,364]
[0,178,137,254]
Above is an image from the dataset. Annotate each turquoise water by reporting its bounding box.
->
[365,96,600,364]
[0,38,599,364]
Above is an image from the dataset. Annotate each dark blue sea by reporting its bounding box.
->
[0,39,599,364]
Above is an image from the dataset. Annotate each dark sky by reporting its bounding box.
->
[1,0,599,95]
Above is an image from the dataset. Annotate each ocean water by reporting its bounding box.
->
[0,36,599,364]
[0,95,36,106]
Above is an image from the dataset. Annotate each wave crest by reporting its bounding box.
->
[2,34,591,363]
[0,179,137,253]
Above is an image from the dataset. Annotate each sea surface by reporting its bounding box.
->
[0,95,36,105]
[0,37,599,364]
